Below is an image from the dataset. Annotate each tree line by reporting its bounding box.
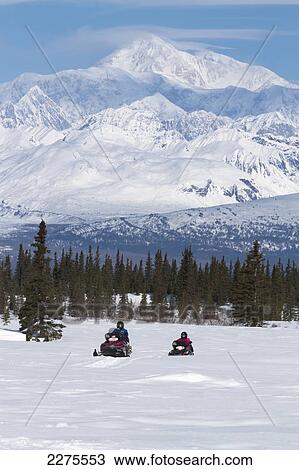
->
[0,221,298,340]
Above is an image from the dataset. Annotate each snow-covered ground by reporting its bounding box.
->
[0,321,299,450]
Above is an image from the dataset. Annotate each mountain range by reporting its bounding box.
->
[0,35,299,257]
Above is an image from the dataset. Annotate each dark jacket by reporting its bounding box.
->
[114,327,129,343]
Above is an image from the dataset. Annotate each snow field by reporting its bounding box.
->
[0,321,299,449]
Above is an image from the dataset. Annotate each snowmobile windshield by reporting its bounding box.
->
[109,336,119,342]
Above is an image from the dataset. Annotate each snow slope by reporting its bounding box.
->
[1,98,299,217]
[0,321,299,450]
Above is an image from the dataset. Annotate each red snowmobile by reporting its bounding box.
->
[168,332,194,356]
[93,329,132,358]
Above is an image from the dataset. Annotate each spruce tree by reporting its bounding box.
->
[270,260,285,320]
[68,252,86,318]
[232,241,266,326]
[52,252,64,304]
[134,260,145,294]
[283,260,297,320]
[152,250,165,305]
[176,247,199,322]
[15,244,26,295]
[102,254,114,315]
[0,266,9,324]
[19,221,64,341]
[286,261,299,320]
[145,252,153,293]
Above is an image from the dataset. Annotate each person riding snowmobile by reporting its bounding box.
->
[112,321,129,343]
[93,321,131,357]
[169,331,194,355]
[176,332,193,352]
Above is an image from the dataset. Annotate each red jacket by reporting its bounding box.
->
[176,337,192,346]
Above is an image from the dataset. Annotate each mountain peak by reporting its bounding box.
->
[100,34,207,88]
[22,84,47,98]
[17,85,53,109]
[0,85,70,131]
[128,34,174,49]
[129,93,184,118]
[100,34,296,92]
[101,34,176,65]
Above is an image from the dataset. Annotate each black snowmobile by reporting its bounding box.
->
[168,340,194,356]
[93,329,132,358]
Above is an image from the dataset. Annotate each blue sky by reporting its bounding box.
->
[0,1,298,83]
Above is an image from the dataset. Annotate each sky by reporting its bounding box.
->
[0,0,298,84]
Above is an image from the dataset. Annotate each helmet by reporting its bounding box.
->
[117,321,124,329]
[181,331,188,339]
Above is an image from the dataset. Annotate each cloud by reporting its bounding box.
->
[94,0,299,6]
[0,0,42,4]
[46,25,299,69]
[153,26,268,41]
[89,0,299,4]
[110,0,299,3]
[48,25,273,63]
[1,0,299,5]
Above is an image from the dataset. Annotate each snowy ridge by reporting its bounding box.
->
[236,111,299,137]
[0,199,86,224]
[0,86,70,131]
[1,193,299,259]
[0,66,150,120]
[86,93,232,145]
[53,192,299,259]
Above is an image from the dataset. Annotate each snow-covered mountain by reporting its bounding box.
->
[1,111,299,218]
[51,192,299,262]
[0,95,299,217]
[236,111,299,137]
[101,35,296,92]
[0,36,298,120]
[0,34,298,233]
[0,86,70,130]
[87,93,232,145]
[0,67,150,121]
[2,193,299,261]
